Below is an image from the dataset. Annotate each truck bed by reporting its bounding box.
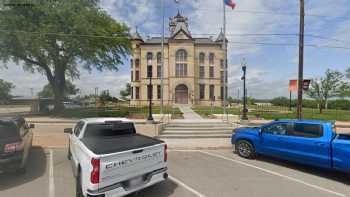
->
[81,134,164,155]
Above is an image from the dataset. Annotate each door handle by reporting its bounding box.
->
[314,142,326,146]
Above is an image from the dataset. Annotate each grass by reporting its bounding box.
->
[49,106,183,119]
[192,105,350,121]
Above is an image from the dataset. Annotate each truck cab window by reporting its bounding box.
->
[288,123,323,138]
[74,122,85,137]
[262,123,288,136]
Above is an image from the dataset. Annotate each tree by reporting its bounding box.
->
[337,68,350,98]
[306,69,344,113]
[270,97,290,107]
[119,83,131,100]
[99,90,113,105]
[0,0,130,111]
[0,79,15,102]
[38,81,79,98]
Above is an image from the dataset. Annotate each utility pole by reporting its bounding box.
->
[160,0,165,115]
[297,0,305,119]
[222,0,228,117]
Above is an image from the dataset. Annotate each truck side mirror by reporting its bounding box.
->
[64,128,73,134]
[258,128,263,136]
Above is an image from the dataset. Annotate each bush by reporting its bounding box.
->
[328,99,350,110]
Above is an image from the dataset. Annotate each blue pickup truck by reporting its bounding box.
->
[231,119,350,172]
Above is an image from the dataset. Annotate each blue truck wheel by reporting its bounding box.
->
[236,140,256,159]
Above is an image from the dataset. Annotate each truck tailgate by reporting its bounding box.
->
[98,143,166,189]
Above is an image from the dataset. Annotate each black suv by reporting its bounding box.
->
[0,117,34,173]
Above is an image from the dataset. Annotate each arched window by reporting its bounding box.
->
[176,49,187,62]
[199,52,205,64]
[147,52,153,65]
[209,53,215,65]
[157,52,162,64]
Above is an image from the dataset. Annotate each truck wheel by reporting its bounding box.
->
[76,171,84,197]
[236,140,256,159]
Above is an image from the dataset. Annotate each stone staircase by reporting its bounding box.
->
[158,120,235,139]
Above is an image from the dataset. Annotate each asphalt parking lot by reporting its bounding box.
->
[1,148,350,197]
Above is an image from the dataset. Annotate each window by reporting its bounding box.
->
[220,71,224,82]
[200,84,205,99]
[131,71,133,81]
[135,70,140,81]
[147,65,153,78]
[135,87,140,99]
[220,59,224,69]
[131,59,133,68]
[209,85,215,100]
[220,86,224,100]
[157,52,162,64]
[176,49,187,61]
[84,122,136,138]
[131,87,134,99]
[262,123,288,135]
[176,63,187,77]
[199,52,205,64]
[157,65,162,78]
[74,121,85,137]
[290,123,323,138]
[157,85,161,99]
[147,52,153,65]
[209,66,214,78]
[147,85,153,99]
[209,53,215,65]
[135,59,140,68]
[199,66,205,79]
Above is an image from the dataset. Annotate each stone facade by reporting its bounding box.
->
[130,12,228,107]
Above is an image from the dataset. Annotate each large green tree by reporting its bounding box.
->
[38,81,79,98]
[0,0,130,111]
[0,79,15,102]
[306,69,344,113]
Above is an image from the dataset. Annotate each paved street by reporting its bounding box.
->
[1,148,349,197]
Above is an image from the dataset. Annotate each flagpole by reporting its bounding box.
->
[223,1,227,119]
[160,0,165,116]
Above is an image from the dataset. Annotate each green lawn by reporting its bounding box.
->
[49,106,183,119]
[192,105,350,121]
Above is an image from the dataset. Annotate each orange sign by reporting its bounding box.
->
[289,80,298,92]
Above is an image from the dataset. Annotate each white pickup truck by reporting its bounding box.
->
[64,118,168,197]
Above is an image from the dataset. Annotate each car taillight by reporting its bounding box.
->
[90,158,100,184]
[164,144,168,162]
[4,142,24,153]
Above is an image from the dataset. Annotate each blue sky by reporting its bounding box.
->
[1,0,350,99]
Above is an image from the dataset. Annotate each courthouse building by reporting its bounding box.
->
[130,12,227,106]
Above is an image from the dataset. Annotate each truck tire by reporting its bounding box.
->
[236,140,256,159]
[76,171,84,197]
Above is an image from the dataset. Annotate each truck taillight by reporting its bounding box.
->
[90,158,100,184]
[164,144,168,162]
[4,142,24,153]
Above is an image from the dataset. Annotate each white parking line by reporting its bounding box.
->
[49,149,55,197]
[199,151,346,197]
[169,175,206,197]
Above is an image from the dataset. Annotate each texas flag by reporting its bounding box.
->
[224,0,236,9]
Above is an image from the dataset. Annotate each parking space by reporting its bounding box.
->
[0,148,349,197]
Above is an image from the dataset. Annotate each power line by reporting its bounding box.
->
[1,29,350,50]
[228,41,350,50]
[0,29,129,39]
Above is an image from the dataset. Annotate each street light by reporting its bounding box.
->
[241,59,248,120]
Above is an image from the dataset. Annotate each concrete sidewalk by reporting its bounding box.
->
[177,105,203,120]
